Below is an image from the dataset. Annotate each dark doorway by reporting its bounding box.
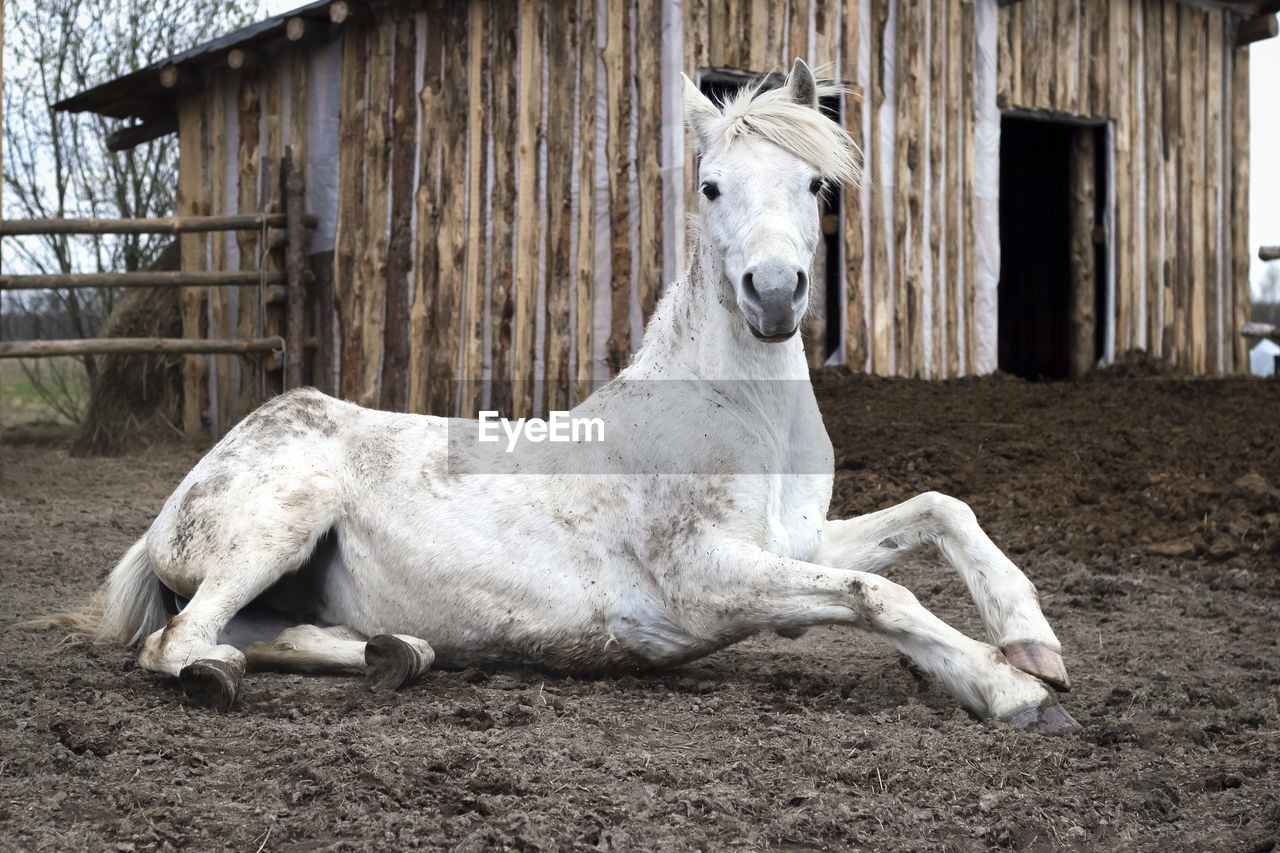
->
[699,70,844,361]
[998,116,1107,379]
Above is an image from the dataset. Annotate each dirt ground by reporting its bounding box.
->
[2,371,1278,852]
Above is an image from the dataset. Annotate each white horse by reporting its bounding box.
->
[55,60,1078,734]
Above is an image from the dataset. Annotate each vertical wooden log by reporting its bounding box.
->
[235,72,262,414]
[636,0,663,325]
[1110,0,1130,356]
[962,1,976,374]
[410,6,445,415]
[1034,0,1053,108]
[357,20,393,409]
[749,0,770,68]
[1189,10,1206,374]
[544,0,575,413]
[177,97,208,435]
[208,78,230,436]
[765,0,786,65]
[1230,43,1249,372]
[383,6,417,412]
[815,1,837,67]
[1077,0,1091,113]
[1176,4,1192,366]
[1129,0,1143,354]
[284,148,307,391]
[433,5,469,414]
[1062,0,1079,113]
[1204,11,1221,374]
[790,0,811,63]
[929,0,944,376]
[603,0,632,374]
[895,0,923,376]
[869,0,892,374]
[684,0,710,222]
[261,66,285,400]
[945,0,961,376]
[1161,0,1178,361]
[1021,0,1037,108]
[514,1,544,414]
[1144,0,1163,357]
[334,27,368,401]
[997,1,1013,108]
[575,0,597,403]
[462,1,490,414]
[487,0,517,415]
[289,45,313,391]
[842,0,866,371]
[1069,128,1096,379]
[1090,0,1108,117]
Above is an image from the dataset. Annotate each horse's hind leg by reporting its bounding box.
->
[138,470,342,710]
[812,492,1070,691]
[245,625,435,692]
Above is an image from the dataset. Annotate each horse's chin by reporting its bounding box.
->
[745,320,799,343]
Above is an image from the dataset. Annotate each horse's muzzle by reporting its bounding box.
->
[739,258,808,341]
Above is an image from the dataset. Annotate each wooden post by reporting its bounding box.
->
[574,0,598,404]
[544,0,575,413]
[842,0,867,372]
[1069,129,1096,380]
[383,5,417,413]
[283,147,307,390]
[603,0,632,375]
[1261,247,1280,262]
[1236,15,1278,47]
[487,0,517,416]
[177,97,209,436]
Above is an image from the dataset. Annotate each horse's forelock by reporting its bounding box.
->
[710,82,861,187]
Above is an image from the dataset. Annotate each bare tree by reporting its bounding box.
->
[2,0,253,420]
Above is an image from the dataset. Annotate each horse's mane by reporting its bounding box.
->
[711,76,861,187]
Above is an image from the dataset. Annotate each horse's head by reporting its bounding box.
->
[683,59,859,343]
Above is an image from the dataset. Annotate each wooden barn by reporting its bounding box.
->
[55,0,1276,436]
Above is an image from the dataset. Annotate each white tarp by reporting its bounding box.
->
[1249,338,1280,377]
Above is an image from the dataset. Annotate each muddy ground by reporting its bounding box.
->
[2,372,1278,851]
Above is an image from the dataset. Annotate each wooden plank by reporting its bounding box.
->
[603,0,632,374]
[289,45,311,392]
[432,4,469,414]
[869,0,891,374]
[1189,9,1206,374]
[460,1,490,415]
[1143,0,1163,358]
[1129,0,1143,354]
[765,0,786,65]
[1021,0,1037,108]
[1109,0,1129,355]
[543,0,575,412]
[1090,0,1107,117]
[513,0,543,413]
[790,0,811,63]
[998,1,1013,108]
[1068,128,1096,379]
[708,0,728,71]
[357,19,393,409]
[962,1,976,374]
[1205,11,1221,374]
[383,5,417,412]
[334,27,368,403]
[842,0,866,371]
[1176,4,1192,366]
[207,77,231,436]
[283,150,308,391]
[487,0,517,415]
[260,65,285,400]
[177,96,208,435]
[636,0,663,327]
[893,0,917,376]
[0,337,285,359]
[815,0,837,68]
[1034,0,1052,108]
[1076,0,1089,113]
[410,6,446,415]
[808,0,836,367]
[1230,44,1249,371]
[750,0,770,68]
[1161,0,1178,361]
[235,71,262,415]
[929,0,944,376]
[945,0,960,376]
[575,0,597,403]
[1060,0,1078,113]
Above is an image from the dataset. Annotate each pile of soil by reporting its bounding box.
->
[2,374,1278,851]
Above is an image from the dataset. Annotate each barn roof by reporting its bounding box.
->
[53,0,348,122]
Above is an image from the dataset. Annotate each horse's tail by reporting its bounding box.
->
[28,538,169,646]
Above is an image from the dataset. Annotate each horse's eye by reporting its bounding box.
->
[809,178,824,196]
[702,182,721,201]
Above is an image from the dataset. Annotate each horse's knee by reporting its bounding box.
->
[911,491,977,533]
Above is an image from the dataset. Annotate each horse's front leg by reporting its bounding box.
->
[698,540,1079,735]
[810,492,1070,691]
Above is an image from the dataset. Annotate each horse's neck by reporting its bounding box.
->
[628,237,810,383]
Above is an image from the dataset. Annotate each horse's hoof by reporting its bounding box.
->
[1002,641,1071,692]
[364,634,424,693]
[1001,696,1082,737]
[179,658,242,712]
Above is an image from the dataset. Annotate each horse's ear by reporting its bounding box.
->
[786,58,818,109]
[682,73,719,153]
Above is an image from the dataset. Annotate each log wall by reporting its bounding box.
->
[175,0,1254,432]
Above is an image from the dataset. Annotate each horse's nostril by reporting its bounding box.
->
[794,270,809,305]
[740,272,761,307]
